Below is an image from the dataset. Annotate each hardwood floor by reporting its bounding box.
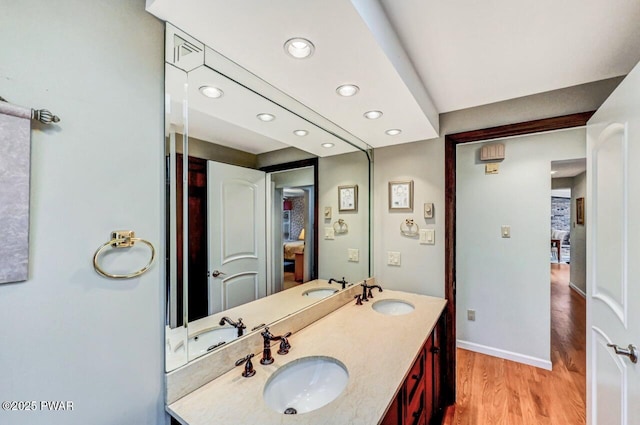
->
[443,264,586,424]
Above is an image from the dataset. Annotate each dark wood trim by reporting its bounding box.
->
[443,111,594,406]
[260,158,319,279]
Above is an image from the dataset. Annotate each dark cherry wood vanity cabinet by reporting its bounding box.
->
[381,313,446,425]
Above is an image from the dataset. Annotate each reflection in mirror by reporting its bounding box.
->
[165,25,372,372]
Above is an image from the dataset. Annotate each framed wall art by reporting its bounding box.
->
[389,180,414,211]
[338,185,358,212]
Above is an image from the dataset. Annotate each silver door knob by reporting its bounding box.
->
[211,270,226,278]
[607,343,638,364]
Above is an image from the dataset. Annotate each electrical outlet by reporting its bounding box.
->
[501,225,511,238]
[387,251,401,266]
[467,309,476,321]
[325,227,335,240]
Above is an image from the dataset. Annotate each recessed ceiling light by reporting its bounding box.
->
[385,129,402,136]
[322,143,334,148]
[256,113,275,122]
[294,130,308,136]
[199,86,224,99]
[336,84,359,97]
[284,38,315,59]
[551,170,558,175]
[364,110,383,120]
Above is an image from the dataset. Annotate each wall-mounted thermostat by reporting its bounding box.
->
[424,203,434,219]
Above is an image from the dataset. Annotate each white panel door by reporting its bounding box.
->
[587,62,640,425]
[208,161,266,314]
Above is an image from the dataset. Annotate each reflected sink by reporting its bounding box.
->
[263,356,349,414]
[372,299,415,316]
[188,327,239,360]
[302,287,339,299]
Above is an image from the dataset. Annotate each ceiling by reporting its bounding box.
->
[149,0,640,153]
[551,158,587,178]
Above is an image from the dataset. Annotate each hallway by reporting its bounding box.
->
[444,264,586,424]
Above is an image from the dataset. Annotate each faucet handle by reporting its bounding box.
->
[278,335,292,355]
[354,294,363,306]
[235,353,256,378]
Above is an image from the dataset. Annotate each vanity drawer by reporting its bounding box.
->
[406,385,426,425]
[406,347,426,405]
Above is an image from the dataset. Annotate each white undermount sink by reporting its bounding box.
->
[372,299,415,316]
[263,356,349,414]
[302,287,339,299]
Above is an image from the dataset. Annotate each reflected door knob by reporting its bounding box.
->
[211,270,226,278]
[607,343,638,364]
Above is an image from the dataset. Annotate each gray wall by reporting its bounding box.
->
[456,129,585,367]
[0,1,165,424]
[372,77,620,298]
[570,172,587,294]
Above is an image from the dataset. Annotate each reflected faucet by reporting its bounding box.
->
[219,317,246,337]
[260,327,292,365]
[328,277,349,290]
[361,281,383,302]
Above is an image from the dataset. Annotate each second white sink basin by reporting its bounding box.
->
[263,356,349,414]
[372,299,415,316]
[302,287,339,299]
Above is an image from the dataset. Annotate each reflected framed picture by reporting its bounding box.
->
[389,180,413,211]
[338,185,358,212]
[576,197,585,225]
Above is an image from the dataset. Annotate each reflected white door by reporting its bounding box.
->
[208,161,266,314]
[587,62,640,425]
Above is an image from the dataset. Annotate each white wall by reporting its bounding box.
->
[318,151,370,282]
[0,2,165,424]
[456,129,586,367]
[570,171,587,294]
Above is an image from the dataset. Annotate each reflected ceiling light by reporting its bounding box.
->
[199,86,224,99]
[294,129,308,136]
[385,129,402,136]
[256,113,276,122]
[322,143,335,148]
[284,38,315,59]
[336,84,359,97]
[364,110,383,120]
[551,170,558,175]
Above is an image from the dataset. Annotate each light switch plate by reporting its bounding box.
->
[420,229,435,245]
[387,251,401,266]
[348,248,359,262]
[424,203,434,219]
[485,163,499,174]
[324,206,332,220]
[501,225,511,238]
[467,309,476,321]
[325,227,335,240]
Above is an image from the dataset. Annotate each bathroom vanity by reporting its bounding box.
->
[166,285,447,425]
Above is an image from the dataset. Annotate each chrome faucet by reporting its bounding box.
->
[328,277,348,290]
[219,317,246,337]
[361,281,383,302]
[260,327,292,365]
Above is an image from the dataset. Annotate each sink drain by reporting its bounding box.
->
[284,407,297,415]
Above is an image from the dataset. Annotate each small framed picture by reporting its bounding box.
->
[389,180,413,211]
[338,185,358,212]
[576,197,585,225]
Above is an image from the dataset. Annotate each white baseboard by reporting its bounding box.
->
[457,340,552,371]
[569,282,586,298]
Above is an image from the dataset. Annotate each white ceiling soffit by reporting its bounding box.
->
[551,158,586,179]
[147,0,440,148]
[380,0,640,113]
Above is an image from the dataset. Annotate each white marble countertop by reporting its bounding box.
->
[167,289,446,425]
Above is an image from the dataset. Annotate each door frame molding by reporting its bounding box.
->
[443,111,595,404]
[261,157,319,279]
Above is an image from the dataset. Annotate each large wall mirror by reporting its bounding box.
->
[165,25,372,372]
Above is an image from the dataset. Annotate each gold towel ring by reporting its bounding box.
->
[93,230,156,279]
[400,219,419,237]
[333,219,348,234]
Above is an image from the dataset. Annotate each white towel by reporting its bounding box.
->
[0,101,32,284]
